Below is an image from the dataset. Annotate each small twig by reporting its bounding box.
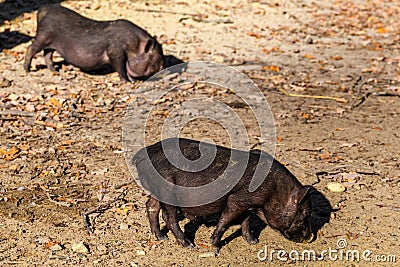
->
[133,8,198,17]
[0,110,35,117]
[315,165,380,176]
[372,91,400,97]
[248,75,284,81]
[351,92,371,108]
[114,179,136,190]
[278,88,348,103]
[82,189,128,234]
[315,165,350,176]
[47,193,72,207]
[375,204,400,212]
[0,116,18,121]
[325,234,345,238]
[250,141,265,150]
[351,77,400,108]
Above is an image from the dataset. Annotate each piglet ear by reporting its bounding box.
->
[285,186,311,212]
[139,39,155,54]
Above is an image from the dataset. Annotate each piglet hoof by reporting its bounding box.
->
[248,238,259,245]
[155,234,169,241]
[179,238,194,248]
[23,65,30,73]
[211,245,221,254]
[243,236,259,245]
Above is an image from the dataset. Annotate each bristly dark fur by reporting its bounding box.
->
[134,138,313,251]
[24,4,164,81]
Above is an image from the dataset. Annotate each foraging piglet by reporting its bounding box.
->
[24,4,164,81]
[133,138,313,251]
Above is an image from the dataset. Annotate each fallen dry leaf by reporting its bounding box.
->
[0,146,21,161]
[262,65,280,72]
[247,32,265,38]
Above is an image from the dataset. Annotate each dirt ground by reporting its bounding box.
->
[1,0,400,266]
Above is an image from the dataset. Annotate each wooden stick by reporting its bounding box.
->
[0,110,35,116]
[133,8,198,17]
[278,87,348,103]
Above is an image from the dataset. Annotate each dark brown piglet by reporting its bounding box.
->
[133,138,313,251]
[24,4,164,81]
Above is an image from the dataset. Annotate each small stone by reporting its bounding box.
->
[0,77,12,88]
[212,55,224,63]
[136,250,146,256]
[199,252,216,258]
[25,104,36,112]
[120,223,129,230]
[327,182,346,192]
[49,244,63,251]
[71,242,89,254]
[8,93,18,101]
[305,36,314,44]
[130,262,139,267]
[96,245,107,253]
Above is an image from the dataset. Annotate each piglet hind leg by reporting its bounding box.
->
[241,215,259,245]
[146,197,168,241]
[162,204,194,248]
[23,41,44,72]
[43,49,56,71]
[210,195,248,252]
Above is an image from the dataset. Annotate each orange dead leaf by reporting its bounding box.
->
[18,144,30,151]
[164,39,176,45]
[262,48,271,54]
[376,27,388,34]
[152,110,170,117]
[115,207,130,215]
[301,112,312,119]
[49,97,61,107]
[262,46,284,53]
[247,32,265,39]
[318,153,342,162]
[362,68,373,73]
[372,125,382,130]
[44,240,59,249]
[145,239,163,247]
[319,154,331,160]
[270,46,284,53]
[262,65,280,72]
[60,140,75,146]
[2,147,21,161]
[330,55,343,60]
[197,243,209,249]
[2,49,19,57]
[304,54,315,59]
[276,136,283,142]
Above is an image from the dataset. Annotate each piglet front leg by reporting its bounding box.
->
[241,215,259,245]
[162,204,194,248]
[210,194,248,252]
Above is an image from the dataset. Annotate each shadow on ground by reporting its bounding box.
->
[0,0,64,51]
[158,187,333,249]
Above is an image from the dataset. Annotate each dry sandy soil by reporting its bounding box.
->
[1,0,400,266]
